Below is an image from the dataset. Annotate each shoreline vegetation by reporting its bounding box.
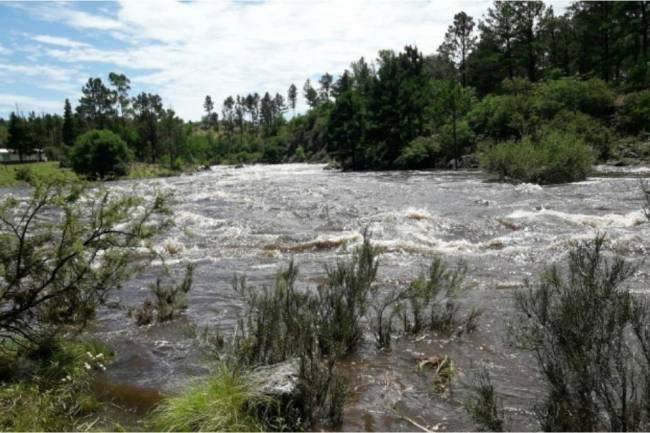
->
[1,2,648,186]
[1,0,650,431]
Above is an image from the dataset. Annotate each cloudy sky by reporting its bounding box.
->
[0,1,571,120]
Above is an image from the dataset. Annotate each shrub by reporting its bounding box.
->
[468,94,537,142]
[13,166,33,183]
[70,129,133,179]
[617,89,650,135]
[465,367,506,432]
[0,179,173,347]
[368,257,471,350]
[535,77,615,119]
[395,136,440,169]
[133,264,195,325]
[439,120,475,164]
[230,262,348,430]
[513,236,650,431]
[318,233,379,355]
[547,110,613,160]
[480,129,594,184]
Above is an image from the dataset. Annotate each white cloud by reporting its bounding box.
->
[0,43,11,56]
[31,34,90,49]
[0,93,62,114]
[11,0,573,120]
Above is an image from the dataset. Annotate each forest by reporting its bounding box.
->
[0,1,648,184]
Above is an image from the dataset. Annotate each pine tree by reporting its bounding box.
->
[62,99,75,147]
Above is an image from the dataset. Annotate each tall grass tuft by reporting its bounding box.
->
[149,367,272,432]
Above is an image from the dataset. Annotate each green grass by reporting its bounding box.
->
[124,163,184,180]
[0,338,113,431]
[148,367,269,432]
[0,162,191,186]
[0,162,77,187]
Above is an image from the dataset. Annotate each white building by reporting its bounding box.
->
[0,148,47,163]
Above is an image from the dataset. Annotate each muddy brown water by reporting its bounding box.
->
[8,163,650,431]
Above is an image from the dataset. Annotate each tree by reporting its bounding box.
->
[203,95,214,120]
[108,72,131,119]
[512,1,546,81]
[319,73,334,101]
[77,77,116,129]
[7,112,30,162]
[303,79,319,108]
[70,129,133,179]
[483,1,517,79]
[288,83,298,115]
[132,92,163,162]
[438,11,477,86]
[62,99,75,147]
[0,179,172,347]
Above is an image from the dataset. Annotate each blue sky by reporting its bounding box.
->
[0,1,571,120]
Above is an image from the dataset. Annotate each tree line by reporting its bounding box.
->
[0,1,648,178]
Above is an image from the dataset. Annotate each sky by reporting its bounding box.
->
[0,0,572,121]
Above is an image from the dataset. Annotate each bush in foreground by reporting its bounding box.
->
[0,338,112,431]
[513,236,650,431]
[480,129,593,184]
[70,129,132,179]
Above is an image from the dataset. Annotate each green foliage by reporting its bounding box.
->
[547,110,613,160]
[480,129,594,184]
[133,264,195,326]
[229,233,382,429]
[439,120,475,162]
[0,338,112,431]
[149,367,269,432]
[0,162,76,188]
[468,93,536,142]
[395,136,440,169]
[513,236,650,431]
[534,77,615,119]
[0,178,173,347]
[368,257,471,350]
[465,367,506,432]
[70,129,133,179]
[618,90,650,135]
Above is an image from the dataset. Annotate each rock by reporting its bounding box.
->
[249,358,300,398]
[234,163,245,169]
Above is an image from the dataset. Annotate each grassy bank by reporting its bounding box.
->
[0,161,194,187]
[0,162,76,187]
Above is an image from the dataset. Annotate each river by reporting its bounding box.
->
[91,163,650,431]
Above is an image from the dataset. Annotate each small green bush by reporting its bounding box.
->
[70,129,133,179]
[617,89,650,135]
[395,136,440,169]
[465,367,506,432]
[480,129,594,184]
[133,264,195,326]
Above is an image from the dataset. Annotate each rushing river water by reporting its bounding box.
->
[82,164,650,430]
